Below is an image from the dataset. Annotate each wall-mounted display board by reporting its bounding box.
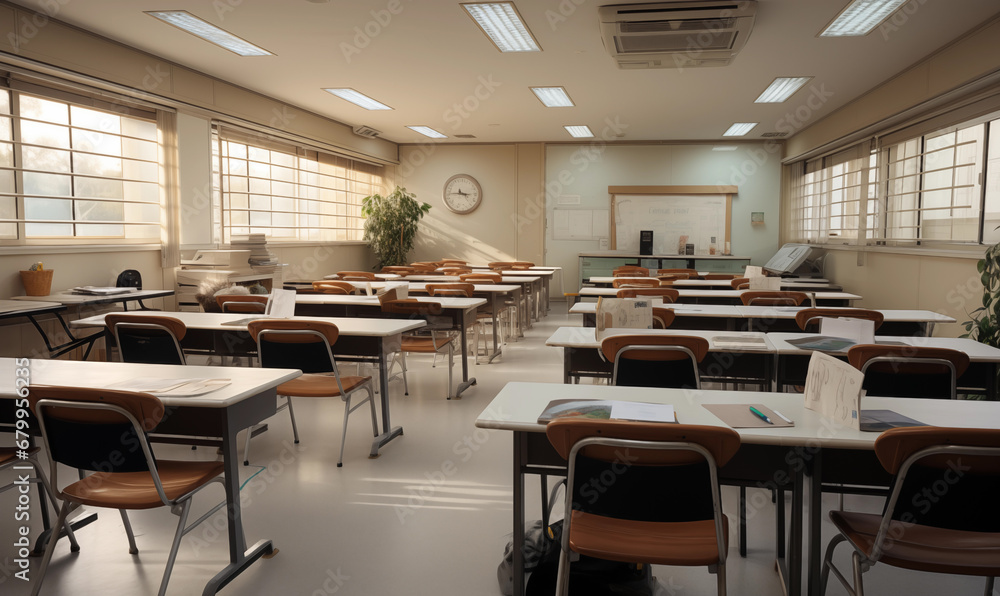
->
[609,186,736,256]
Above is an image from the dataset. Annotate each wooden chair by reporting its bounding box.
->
[600,335,709,389]
[105,314,187,365]
[247,320,378,466]
[488,261,514,271]
[730,277,750,290]
[821,426,1000,596]
[312,280,357,295]
[847,344,970,400]
[510,261,535,270]
[426,283,475,297]
[336,270,377,281]
[439,259,467,266]
[704,273,739,280]
[739,291,808,306]
[795,308,884,332]
[611,278,659,289]
[658,268,700,278]
[612,266,649,277]
[616,288,679,302]
[215,294,268,313]
[28,385,227,596]
[546,419,739,596]
[656,274,685,284]
[652,307,675,329]
[460,272,501,284]
[380,266,414,276]
[439,266,472,275]
[410,262,440,273]
[380,299,462,399]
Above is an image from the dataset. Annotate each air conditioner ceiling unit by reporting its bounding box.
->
[599,1,757,69]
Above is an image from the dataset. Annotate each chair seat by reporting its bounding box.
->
[401,333,457,353]
[568,510,729,566]
[61,460,224,510]
[830,510,1000,576]
[276,373,371,397]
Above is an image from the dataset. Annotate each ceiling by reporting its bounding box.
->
[10,0,1000,145]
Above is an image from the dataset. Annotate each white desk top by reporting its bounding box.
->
[475,381,1000,449]
[587,277,835,288]
[70,312,426,336]
[324,273,401,280]
[399,274,541,284]
[295,294,486,310]
[546,327,774,352]
[339,281,521,293]
[11,289,173,305]
[569,302,742,318]
[735,306,956,323]
[578,287,862,301]
[0,358,299,409]
[767,332,1000,361]
[0,299,63,315]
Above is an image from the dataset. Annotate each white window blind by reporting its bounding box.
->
[0,85,161,242]
[213,126,382,243]
[788,144,869,244]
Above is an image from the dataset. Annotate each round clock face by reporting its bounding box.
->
[443,174,482,214]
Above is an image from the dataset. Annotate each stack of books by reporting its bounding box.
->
[231,234,278,268]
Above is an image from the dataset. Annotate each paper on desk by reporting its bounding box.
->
[106,378,231,396]
[819,317,874,345]
[610,402,676,423]
[712,335,768,350]
[266,288,296,318]
[745,266,763,278]
[595,297,652,340]
[749,276,782,290]
[803,351,863,431]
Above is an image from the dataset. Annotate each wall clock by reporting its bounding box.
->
[443,174,482,214]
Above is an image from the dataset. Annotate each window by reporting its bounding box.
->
[213,126,382,243]
[0,85,161,243]
[788,144,870,244]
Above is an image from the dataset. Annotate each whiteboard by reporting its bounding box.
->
[553,209,609,240]
[612,193,729,255]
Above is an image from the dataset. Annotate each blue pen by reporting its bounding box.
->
[749,406,773,425]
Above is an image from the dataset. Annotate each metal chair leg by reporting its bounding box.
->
[120,509,139,554]
[851,550,866,596]
[367,387,378,437]
[717,560,728,596]
[983,577,995,596]
[555,543,572,596]
[286,395,300,444]
[338,394,352,468]
[31,501,73,596]
[158,500,192,596]
[243,424,253,466]
[446,342,455,399]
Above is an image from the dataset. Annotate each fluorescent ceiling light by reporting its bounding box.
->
[146,11,273,56]
[530,87,574,108]
[564,125,593,138]
[723,123,758,137]
[819,0,908,37]
[712,146,739,151]
[754,77,813,103]
[407,126,447,139]
[463,3,541,52]
[324,88,393,111]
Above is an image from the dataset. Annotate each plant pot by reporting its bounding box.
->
[20,269,54,296]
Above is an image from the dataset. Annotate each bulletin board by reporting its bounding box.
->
[609,186,736,255]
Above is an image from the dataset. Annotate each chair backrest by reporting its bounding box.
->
[510,261,534,269]
[439,266,472,275]
[795,308,884,331]
[380,299,445,317]
[116,269,143,289]
[616,288,679,302]
[600,334,709,388]
[611,278,659,289]
[426,283,474,297]
[460,272,501,284]
[29,386,165,491]
[847,344,970,399]
[652,307,675,329]
[380,266,414,276]
[336,270,376,281]
[410,262,440,272]
[612,266,649,277]
[439,259,467,266]
[703,273,738,280]
[655,274,685,284]
[487,261,513,271]
[247,320,342,377]
[216,294,268,313]
[863,427,1000,562]
[740,291,808,306]
[730,277,750,290]
[657,268,699,278]
[311,280,356,295]
[105,314,186,365]
[546,418,739,534]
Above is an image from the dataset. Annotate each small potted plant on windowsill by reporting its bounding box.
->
[361,186,432,269]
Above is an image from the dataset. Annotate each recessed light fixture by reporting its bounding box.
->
[819,0,908,37]
[564,125,593,138]
[723,123,758,137]
[463,3,541,52]
[712,146,739,151]
[754,77,813,103]
[323,88,393,111]
[530,87,574,108]
[407,126,447,139]
[145,11,273,56]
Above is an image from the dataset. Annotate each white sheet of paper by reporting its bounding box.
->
[749,276,782,290]
[610,402,676,423]
[267,288,297,318]
[819,317,875,345]
[745,265,764,278]
[803,351,864,430]
[596,298,653,340]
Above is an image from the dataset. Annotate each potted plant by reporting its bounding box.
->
[361,186,431,268]
[962,230,1000,395]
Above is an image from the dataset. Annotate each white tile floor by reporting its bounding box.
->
[1,303,994,595]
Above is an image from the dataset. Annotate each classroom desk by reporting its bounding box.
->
[545,327,774,387]
[586,277,840,291]
[569,302,744,330]
[293,294,485,398]
[0,299,107,359]
[71,312,426,457]
[768,332,1000,398]
[403,273,546,321]
[12,288,174,310]
[0,358,300,595]
[734,306,955,336]
[475,381,1000,596]
[577,287,861,306]
[324,273,402,280]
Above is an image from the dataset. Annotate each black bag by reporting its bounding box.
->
[497,481,565,596]
[525,555,655,596]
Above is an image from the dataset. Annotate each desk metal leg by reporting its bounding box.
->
[807,451,823,596]
[456,308,477,397]
[775,465,803,596]
[486,293,503,363]
[513,433,526,596]
[371,336,403,457]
